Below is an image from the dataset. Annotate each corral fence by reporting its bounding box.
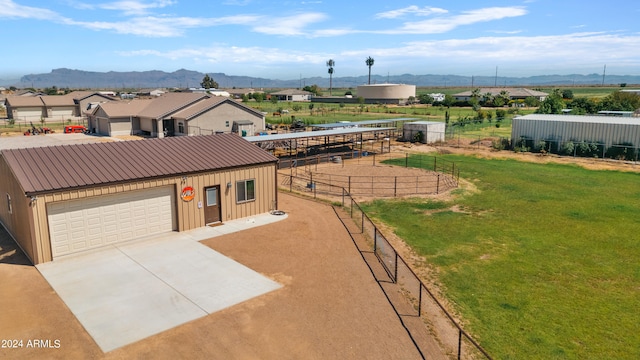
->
[281,151,459,199]
[279,154,491,359]
[280,175,492,359]
[340,190,492,360]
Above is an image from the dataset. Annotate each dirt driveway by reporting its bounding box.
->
[0,193,424,359]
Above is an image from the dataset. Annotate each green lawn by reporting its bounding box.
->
[362,154,640,359]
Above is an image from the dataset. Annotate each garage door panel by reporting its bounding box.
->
[48,187,176,258]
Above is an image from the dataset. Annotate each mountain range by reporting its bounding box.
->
[4,68,640,89]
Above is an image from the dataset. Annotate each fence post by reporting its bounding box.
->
[405,153,408,168]
[350,198,353,217]
[458,330,463,360]
[373,220,376,252]
[348,176,351,194]
[437,174,440,194]
[418,284,423,316]
[394,252,398,283]
[434,156,437,171]
[394,177,397,197]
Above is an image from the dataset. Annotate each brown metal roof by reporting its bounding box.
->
[2,134,278,196]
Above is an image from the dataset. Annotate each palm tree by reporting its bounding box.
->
[365,56,375,84]
[326,59,335,96]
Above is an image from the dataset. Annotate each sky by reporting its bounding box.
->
[1,0,640,80]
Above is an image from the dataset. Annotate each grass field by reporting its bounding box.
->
[362,154,640,359]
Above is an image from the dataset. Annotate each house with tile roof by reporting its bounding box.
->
[270,89,313,102]
[88,92,265,137]
[6,92,117,121]
[453,88,548,102]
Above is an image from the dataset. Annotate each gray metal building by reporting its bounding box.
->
[512,114,640,152]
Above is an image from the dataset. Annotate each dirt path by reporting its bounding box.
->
[0,193,427,359]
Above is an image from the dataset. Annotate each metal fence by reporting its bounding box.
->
[340,190,492,360]
[281,152,459,199]
[281,171,492,359]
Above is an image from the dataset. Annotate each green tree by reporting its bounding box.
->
[365,56,375,84]
[418,94,434,105]
[442,94,455,107]
[241,93,249,102]
[326,59,335,96]
[303,85,321,96]
[569,97,598,114]
[270,94,278,104]
[252,92,264,102]
[45,86,58,95]
[200,74,218,89]
[562,89,574,99]
[536,93,565,114]
[524,96,540,108]
[599,91,640,111]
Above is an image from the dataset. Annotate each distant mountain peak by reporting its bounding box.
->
[8,68,640,89]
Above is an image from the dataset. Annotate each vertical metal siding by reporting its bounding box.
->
[513,117,640,149]
[0,155,38,264]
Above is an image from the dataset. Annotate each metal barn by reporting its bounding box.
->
[512,114,640,153]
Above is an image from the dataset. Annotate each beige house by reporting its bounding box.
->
[270,89,313,102]
[6,92,116,121]
[89,99,153,136]
[89,92,265,137]
[5,95,46,121]
[0,134,279,265]
[453,88,548,102]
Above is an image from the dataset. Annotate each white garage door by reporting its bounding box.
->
[47,186,176,258]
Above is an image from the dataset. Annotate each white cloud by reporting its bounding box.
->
[114,31,640,76]
[364,32,640,65]
[251,12,327,36]
[77,0,176,16]
[0,0,59,19]
[119,44,326,65]
[65,14,260,37]
[375,6,448,19]
[380,6,527,34]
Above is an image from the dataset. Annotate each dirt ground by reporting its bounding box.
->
[0,193,426,360]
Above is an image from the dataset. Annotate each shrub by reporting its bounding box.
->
[492,138,510,151]
[605,143,637,161]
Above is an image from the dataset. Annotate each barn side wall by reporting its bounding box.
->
[512,118,640,151]
[0,154,38,264]
[26,162,277,264]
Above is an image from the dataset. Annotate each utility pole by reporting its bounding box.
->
[602,65,606,86]
[471,75,474,87]
[494,66,498,87]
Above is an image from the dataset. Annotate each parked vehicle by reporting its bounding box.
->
[64,125,87,133]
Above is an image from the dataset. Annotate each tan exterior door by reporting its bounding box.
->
[204,186,221,224]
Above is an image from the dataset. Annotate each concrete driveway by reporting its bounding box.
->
[36,213,286,353]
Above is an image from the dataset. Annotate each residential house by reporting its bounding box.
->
[453,88,548,102]
[270,89,313,102]
[88,92,265,137]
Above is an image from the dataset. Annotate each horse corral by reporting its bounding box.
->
[282,152,459,201]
